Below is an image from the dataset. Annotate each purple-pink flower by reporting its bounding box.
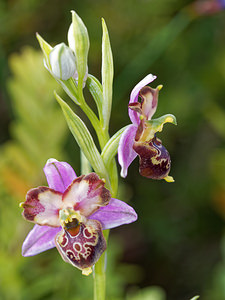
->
[192,0,225,15]
[118,74,157,178]
[21,158,137,275]
[118,74,176,182]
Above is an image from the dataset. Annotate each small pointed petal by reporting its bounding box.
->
[89,198,137,229]
[44,158,77,193]
[129,74,156,125]
[55,219,106,271]
[22,225,61,256]
[22,187,63,227]
[63,173,111,217]
[118,124,138,178]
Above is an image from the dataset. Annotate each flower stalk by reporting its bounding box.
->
[21,8,177,300]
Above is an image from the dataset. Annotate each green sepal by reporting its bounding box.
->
[59,78,80,105]
[101,125,129,169]
[190,296,200,300]
[141,114,177,142]
[86,74,103,123]
[101,18,114,130]
[54,92,110,187]
[69,10,89,91]
[36,33,52,68]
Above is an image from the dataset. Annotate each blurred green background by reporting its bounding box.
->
[0,0,225,299]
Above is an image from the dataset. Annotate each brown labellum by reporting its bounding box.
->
[55,219,106,270]
[133,136,171,180]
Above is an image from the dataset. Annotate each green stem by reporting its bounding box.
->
[93,230,109,300]
[79,92,108,149]
[90,124,117,300]
[93,255,105,300]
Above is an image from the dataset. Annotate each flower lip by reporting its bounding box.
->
[133,136,171,180]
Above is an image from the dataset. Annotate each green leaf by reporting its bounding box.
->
[68,10,89,91]
[54,92,110,186]
[86,74,103,123]
[101,18,114,130]
[101,125,129,168]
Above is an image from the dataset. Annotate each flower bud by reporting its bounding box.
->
[133,136,171,180]
[49,43,76,80]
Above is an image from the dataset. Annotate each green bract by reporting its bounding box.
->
[86,75,104,124]
[36,33,52,68]
[101,18,114,131]
[68,10,89,92]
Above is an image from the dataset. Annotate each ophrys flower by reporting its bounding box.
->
[21,159,137,275]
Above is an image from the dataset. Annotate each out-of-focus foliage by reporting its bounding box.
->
[0,47,68,197]
[0,0,225,300]
[0,47,68,300]
[126,286,166,300]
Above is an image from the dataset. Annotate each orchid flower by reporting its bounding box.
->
[21,159,137,275]
[193,0,225,15]
[118,74,176,182]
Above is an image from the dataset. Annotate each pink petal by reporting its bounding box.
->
[62,173,111,217]
[118,124,138,178]
[89,198,137,229]
[22,187,63,227]
[43,158,77,193]
[55,219,106,270]
[22,224,61,256]
[129,74,157,125]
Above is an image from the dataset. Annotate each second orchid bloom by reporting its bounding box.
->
[118,74,177,182]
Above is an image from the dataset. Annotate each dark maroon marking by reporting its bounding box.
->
[128,102,142,114]
[84,228,92,238]
[22,187,48,221]
[22,186,62,221]
[74,243,81,251]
